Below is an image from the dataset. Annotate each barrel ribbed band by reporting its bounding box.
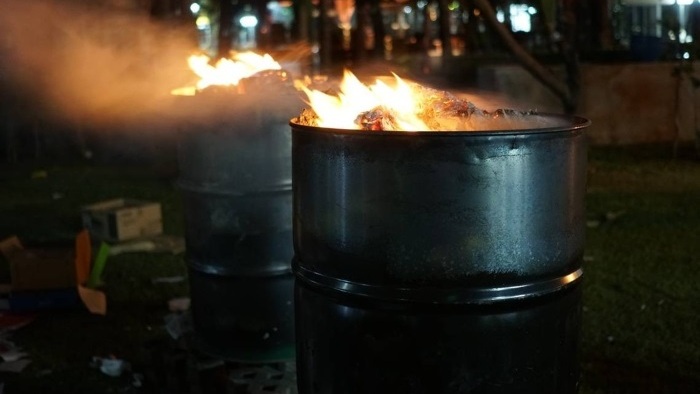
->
[189,258,292,277]
[293,260,582,305]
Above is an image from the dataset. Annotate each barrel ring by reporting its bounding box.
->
[293,260,582,305]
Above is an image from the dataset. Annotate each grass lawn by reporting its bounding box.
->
[0,142,698,393]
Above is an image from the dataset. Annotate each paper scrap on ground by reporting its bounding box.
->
[109,235,185,256]
[164,313,192,340]
[168,297,191,312]
[0,349,28,362]
[152,276,185,284]
[0,314,36,332]
[99,358,126,377]
[0,358,31,373]
[0,339,23,360]
[78,286,107,315]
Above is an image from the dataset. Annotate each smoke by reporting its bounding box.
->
[0,0,198,127]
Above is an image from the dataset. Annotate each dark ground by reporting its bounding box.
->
[0,133,699,393]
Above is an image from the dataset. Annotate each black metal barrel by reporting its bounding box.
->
[291,114,590,393]
[176,87,302,362]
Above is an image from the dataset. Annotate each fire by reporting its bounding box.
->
[299,70,429,131]
[171,52,281,96]
[296,71,542,132]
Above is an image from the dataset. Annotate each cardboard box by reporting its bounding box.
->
[0,237,76,291]
[81,199,163,243]
[0,232,106,314]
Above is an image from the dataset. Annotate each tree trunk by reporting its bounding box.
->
[558,0,580,113]
[255,0,269,49]
[437,0,452,59]
[596,0,614,50]
[319,0,333,68]
[354,0,369,64]
[370,1,385,58]
[421,1,433,74]
[217,0,233,58]
[471,0,576,112]
[293,0,312,42]
[463,0,482,54]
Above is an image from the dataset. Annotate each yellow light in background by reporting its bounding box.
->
[196,15,210,29]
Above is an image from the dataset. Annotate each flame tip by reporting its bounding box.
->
[299,70,429,131]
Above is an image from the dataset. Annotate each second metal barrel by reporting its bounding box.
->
[177,90,300,362]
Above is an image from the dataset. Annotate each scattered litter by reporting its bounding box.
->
[195,357,224,371]
[51,192,64,200]
[35,369,52,377]
[0,338,28,364]
[0,349,28,363]
[0,313,36,333]
[109,240,157,256]
[132,373,145,388]
[605,210,626,222]
[587,210,627,229]
[658,299,665,306]
[586,220,600,228]
[607,336,615,343]
[582,306,589,312]
[164,312,192,340]
[168,297,191,312]
[30,170,47,179]
[152,276,185,284]
[583,255,595,262]
[100,358,125,377]
[77,286,107,316]
[0,358,31,373]
[640,304,646,311]
[0,317,32,373]
[91,356,129,377]
[229,363,297,394]
[0,338,26,362]
[109,235,185,256]
[262,332,270,340]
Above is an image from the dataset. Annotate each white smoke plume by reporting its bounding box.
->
[0,0,198,126]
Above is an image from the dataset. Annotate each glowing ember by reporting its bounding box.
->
[171,52,282,96]
[295,70,542,132]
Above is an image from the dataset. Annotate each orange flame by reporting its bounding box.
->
[299,70,429,131]
[171,52,281,95]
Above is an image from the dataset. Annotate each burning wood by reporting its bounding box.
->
[171,52,289,96]
[293,71,540,132]
[355,107,401,131]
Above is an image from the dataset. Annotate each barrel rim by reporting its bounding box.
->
[294,261,583,304]
[290,113,590,136]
